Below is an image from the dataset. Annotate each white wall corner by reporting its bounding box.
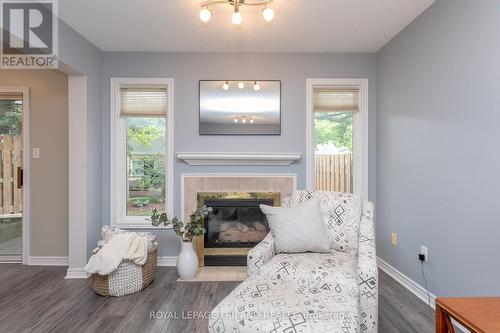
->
[65,267,90,279]
[68,75,88,273]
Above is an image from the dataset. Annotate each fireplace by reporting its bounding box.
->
[197,192,280,266]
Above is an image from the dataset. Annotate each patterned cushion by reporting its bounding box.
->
[289,191,362,255]
[209,278,359,333]
[258,252,359,297]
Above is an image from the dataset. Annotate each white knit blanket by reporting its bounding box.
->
[84,233,148,275]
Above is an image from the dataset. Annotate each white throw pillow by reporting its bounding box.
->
[259,198,331,253]
[288,190,362,255]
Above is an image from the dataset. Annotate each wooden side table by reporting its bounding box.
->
[436,297,500,333]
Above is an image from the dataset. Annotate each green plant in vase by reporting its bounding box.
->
[151,206,212,279]
[151,206,212,242]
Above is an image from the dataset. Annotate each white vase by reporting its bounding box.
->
[177,241,199,280]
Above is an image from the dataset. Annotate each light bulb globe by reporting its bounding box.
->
[199,8,212,23]
[238,82,245,89]
[223,82,229,90]
[232,11,242,25]
[254,82,261,91]
[262,7,274,22]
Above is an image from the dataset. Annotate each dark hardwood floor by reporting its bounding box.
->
[0,264,433,333]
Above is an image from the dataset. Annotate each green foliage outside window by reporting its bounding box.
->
[314,112,353,152]
[0,101,22,136]
[126,118,166,204]
[128,123,162,147]
[138,154,165,193]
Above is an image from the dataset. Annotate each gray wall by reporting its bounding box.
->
[0,70,68,257]
[101,52,377,256]
[376,0,500,296]
[58,21,103,257]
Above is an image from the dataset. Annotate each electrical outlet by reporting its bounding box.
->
[420,245,428,262]
[391,233,398,246]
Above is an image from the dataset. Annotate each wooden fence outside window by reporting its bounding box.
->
[315,152,353,193]
[0,135,23,216]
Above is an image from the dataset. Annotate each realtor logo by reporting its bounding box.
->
[1,0,58,69]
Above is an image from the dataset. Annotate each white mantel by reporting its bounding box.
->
[176,152,301,166]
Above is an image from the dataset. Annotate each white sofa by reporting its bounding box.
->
[209,191,378,333]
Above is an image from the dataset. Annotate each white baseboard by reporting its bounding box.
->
[377,257,469,333]
[28,256,68,266]
[59,257,177,279]
[157,256,177,266]
[63,256,177,279]
[65,268,90,279]
[0,255,22,263]
[377,257,436,307]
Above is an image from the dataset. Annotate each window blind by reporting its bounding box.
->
[0,93,23,101]
[313,88,359,112]
[120,87,167,117]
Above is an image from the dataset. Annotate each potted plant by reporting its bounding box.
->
[151,206,212,279]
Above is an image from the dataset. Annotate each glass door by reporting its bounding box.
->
[0,92,23,261]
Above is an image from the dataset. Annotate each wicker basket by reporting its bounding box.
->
[91,245,158,297]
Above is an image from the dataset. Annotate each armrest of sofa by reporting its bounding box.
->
[247,232,276,277]
[357,201,378,333]
[281,196,292,208]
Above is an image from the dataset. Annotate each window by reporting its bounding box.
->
[111,79,174,227]
[306,79,368,198]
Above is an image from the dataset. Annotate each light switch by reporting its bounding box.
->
[32,148,40,159]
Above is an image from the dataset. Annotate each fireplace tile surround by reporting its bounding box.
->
[181,174,296,266]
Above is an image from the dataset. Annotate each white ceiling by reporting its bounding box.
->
[58,0,434,53]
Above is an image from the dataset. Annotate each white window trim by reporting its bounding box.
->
[306,78,369,200]
[110,78,174,228]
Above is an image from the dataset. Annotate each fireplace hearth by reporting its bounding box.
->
[197,192,280,266]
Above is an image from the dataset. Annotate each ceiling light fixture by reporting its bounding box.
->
[238,82,245,89]
[253,81,260,91]
[200,0,274,25]
[222,81,230,90]
[233,115,255,124]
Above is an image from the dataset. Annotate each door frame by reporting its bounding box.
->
[0,86,30,264]
[305,78,369,199]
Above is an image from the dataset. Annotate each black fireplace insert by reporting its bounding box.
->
[203,198,272,249]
